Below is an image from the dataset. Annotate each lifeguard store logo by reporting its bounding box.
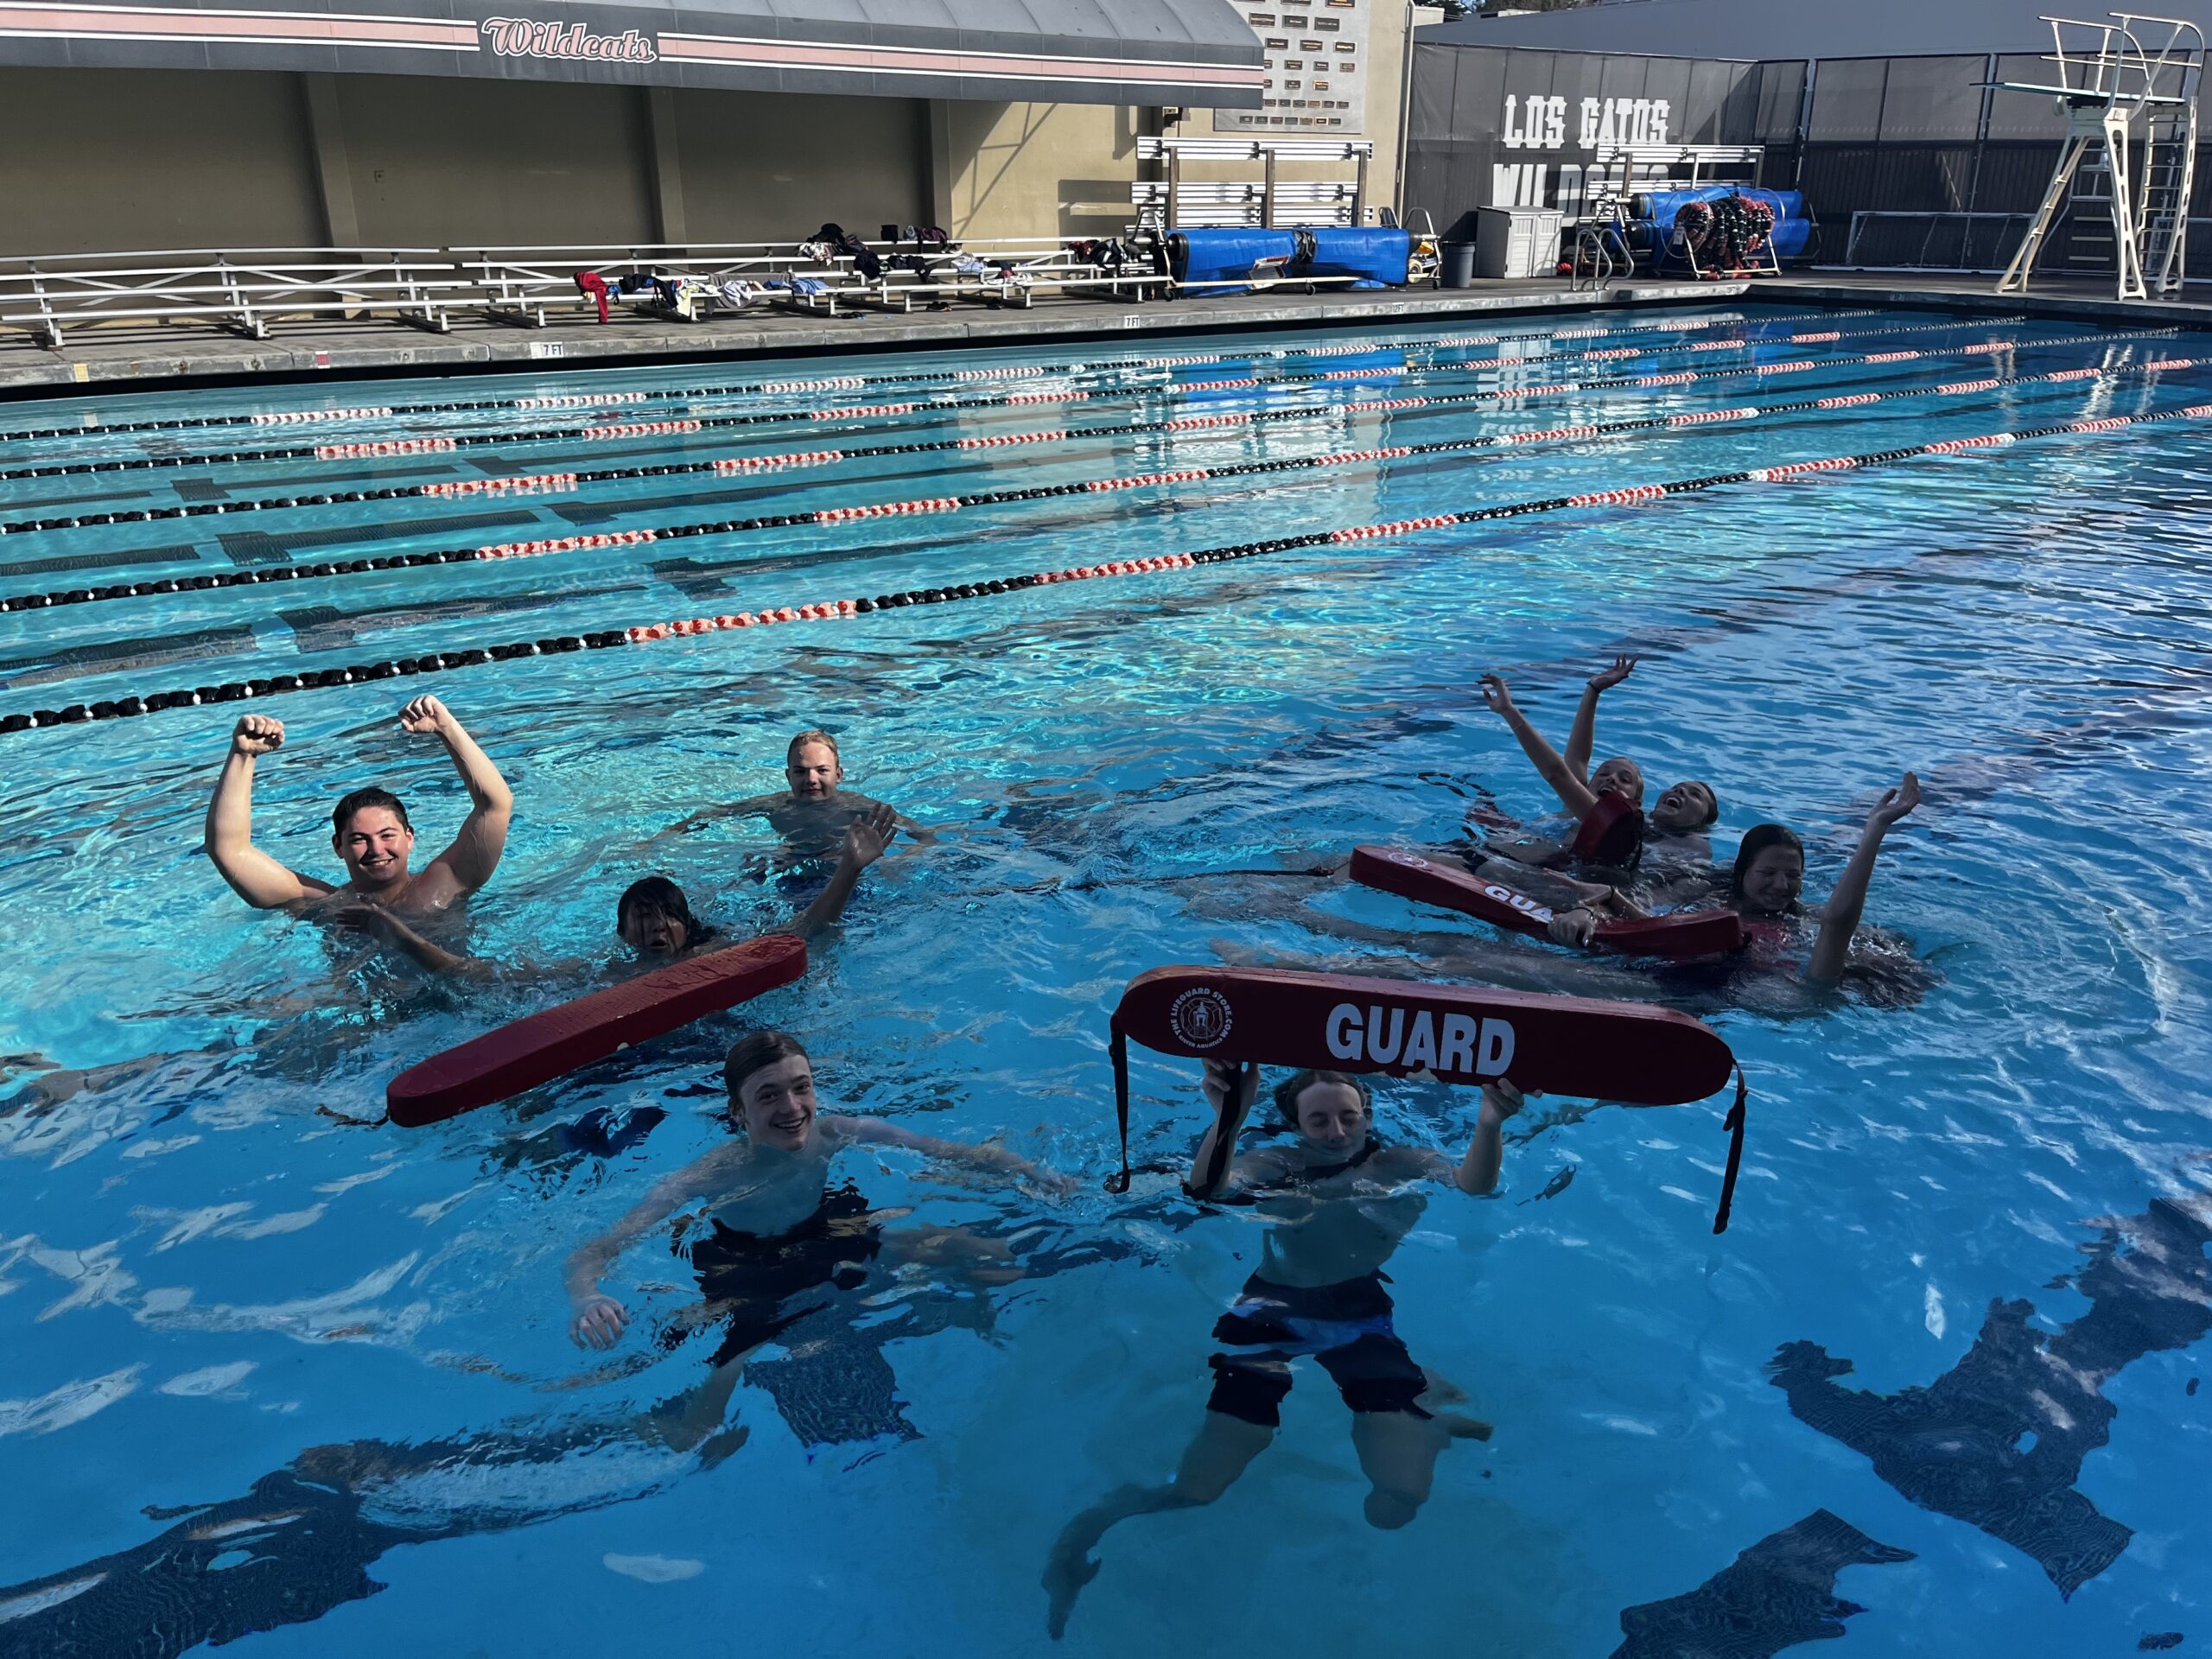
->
[1168,987,1233,1050]
[480,17,657,62]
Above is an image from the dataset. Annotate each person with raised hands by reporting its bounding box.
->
[202,696,513,962]
[1044,1061,1517,1637]
[1547,772,1923,985]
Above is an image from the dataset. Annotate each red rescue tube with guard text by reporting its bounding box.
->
[387,933,808,1127]
[1347,846,1743,959]
[1105,961,1745,1230]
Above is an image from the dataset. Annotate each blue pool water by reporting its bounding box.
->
[2,305,2209,1657]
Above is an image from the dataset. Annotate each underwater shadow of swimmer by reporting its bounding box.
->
[642,1193,1191,1455]
[0,1206,1185,1657]
[1770,1192,2212,1598]
[1611,1507,1915,1659]
[0,1428,683,1659]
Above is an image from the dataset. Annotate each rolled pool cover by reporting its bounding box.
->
[1348,845,1744,959]
[387,933,808,1127]
[1168,229,1297,294]
[1107,962,1746,1229]
[1293,226,1413,289]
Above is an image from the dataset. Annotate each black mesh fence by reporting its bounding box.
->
[1405,38,2203,279]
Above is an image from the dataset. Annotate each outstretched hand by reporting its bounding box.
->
[332,902,401,941]
[1545,907,1599,949]
[1587,655,1637,692]
[398,695,454,735]
[1478,673,1516,717]
[570,1294,631,1350]
[230,714,285,756]
[841,802,899,869]
[1868,770,1921,831]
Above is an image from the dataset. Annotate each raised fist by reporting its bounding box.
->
[230,714,285,756]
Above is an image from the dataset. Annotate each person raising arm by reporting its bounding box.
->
[1804,772,1920,983]
[202,696,513,919]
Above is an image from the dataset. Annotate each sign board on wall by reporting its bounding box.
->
[1215,0,1371,133]
[1487,91,1677,217]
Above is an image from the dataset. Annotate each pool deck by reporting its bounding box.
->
[2,270,2207,401]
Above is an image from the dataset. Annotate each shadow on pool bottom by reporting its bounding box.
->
[0,1192,2204,1658]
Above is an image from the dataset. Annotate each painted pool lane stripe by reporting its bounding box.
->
[0,307,1891,448]
[0,312,2048,486]
[12,397,2211,732]
[5,350,2198,614]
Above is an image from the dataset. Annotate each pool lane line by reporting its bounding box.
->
[0,308,1889,448]
[2,336,2189,620]
[0,313,2052,489]
[0,315,2151,551]
[10,394,2210,734]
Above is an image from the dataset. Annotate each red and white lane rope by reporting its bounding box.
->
[9,351,2198,613]
[0,311,2042,483]
[5,308,1891,447]
[11,391,2209,731]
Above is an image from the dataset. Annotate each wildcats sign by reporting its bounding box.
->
[480,17,656,62]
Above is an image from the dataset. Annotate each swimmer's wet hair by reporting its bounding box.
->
[724,1030,809,1110]
[1273,1068,1373,1127]
[616,876,717,946]
[331,785,410,840]
[1732,823,1805,899]
[786,728,841,766]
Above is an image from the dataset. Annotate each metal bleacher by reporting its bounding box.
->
[1131,136,1374,230]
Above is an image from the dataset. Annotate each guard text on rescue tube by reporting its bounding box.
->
[1325,1004,1515,1075]
[480,17,657,62]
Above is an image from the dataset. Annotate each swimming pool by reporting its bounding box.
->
[2,303,2209,1657]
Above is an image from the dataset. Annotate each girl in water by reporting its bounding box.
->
[1548,772,1922,984]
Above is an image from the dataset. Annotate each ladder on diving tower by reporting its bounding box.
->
[1993,12,2204,300]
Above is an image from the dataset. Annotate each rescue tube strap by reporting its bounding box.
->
[1108,1015,1133,1193]
[1713,1065,1750,1235]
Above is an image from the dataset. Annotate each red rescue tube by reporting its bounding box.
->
[1106,962,1745,1229]
[1347,846,1743,959]
[1571,790,1644,866]
[387,933,808,1127]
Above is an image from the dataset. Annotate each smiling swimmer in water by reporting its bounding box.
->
[617,802,899,961]
[1043,1061,1517,1637]
[665,729,931,861]
[201,696,513,974]
[563,1031,1068,1451]
[1478,663,1720,847]
[1548,772,1923,984]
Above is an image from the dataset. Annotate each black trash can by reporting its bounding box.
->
[1440,241,1477,289]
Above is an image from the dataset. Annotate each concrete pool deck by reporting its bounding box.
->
[1,270,2207,400]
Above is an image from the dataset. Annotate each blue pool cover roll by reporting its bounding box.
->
[1296,226,1413,289]
[1637,188,1814,264]
[1169,226,1414,292]
[1170,229,1299,293]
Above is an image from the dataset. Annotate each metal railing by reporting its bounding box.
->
[0,238,1184,347]
[1840,211,2038,271]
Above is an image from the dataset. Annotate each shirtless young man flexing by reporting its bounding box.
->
[202,696,514,971]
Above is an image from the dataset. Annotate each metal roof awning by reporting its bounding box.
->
[0,0,1267,105]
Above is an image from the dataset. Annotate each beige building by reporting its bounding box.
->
[0,0,1425,257]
